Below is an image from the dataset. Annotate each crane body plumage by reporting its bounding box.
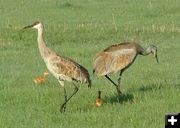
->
[93,42,158,95]
[24,21,91,112]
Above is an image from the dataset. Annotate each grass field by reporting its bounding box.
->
[0,0,180,127]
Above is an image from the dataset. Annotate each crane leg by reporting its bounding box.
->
[62,87,67,111]
[105,75,121,95]
[60,82,78,113]
[58,80,67,112]
[117,71,123,94]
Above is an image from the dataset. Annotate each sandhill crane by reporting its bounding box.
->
[33,77,45,85]
[43,71,49,77]
[23,21,91,112]
[33,71,49,85]
[93,42,158,95]
[95,91,103,107]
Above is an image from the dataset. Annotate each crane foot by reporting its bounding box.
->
[60,104,66,113]
[117,90,122,95]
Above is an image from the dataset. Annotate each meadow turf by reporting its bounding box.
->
[0,0,180,127]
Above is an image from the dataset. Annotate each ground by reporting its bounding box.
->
[0,0,180,127]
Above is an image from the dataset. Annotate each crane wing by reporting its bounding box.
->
[93,48,137,76]
[47,55,90,83]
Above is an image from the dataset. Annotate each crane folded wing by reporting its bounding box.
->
[93,48,137,76]
[48,55,90,84]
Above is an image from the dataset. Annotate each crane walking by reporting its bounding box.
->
[93,42,158,95]
[23,21,91,112]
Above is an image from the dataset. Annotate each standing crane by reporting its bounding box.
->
[93,42,158,95]
[23,21,91,112]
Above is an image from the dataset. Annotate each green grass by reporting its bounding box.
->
[0,0,180,127]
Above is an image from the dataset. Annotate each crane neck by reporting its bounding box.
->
[37,27,45,46]
[37,27,51,59]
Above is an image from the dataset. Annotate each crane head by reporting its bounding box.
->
[150,45,159,63]
[23,21,42,30]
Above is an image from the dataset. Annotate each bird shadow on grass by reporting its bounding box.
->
[128,83,163,94]
[103,83,165,104]
[104,92,134,104]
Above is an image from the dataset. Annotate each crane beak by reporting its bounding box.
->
[23,24,33,29]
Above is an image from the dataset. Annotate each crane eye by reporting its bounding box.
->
[33,21,40,26]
